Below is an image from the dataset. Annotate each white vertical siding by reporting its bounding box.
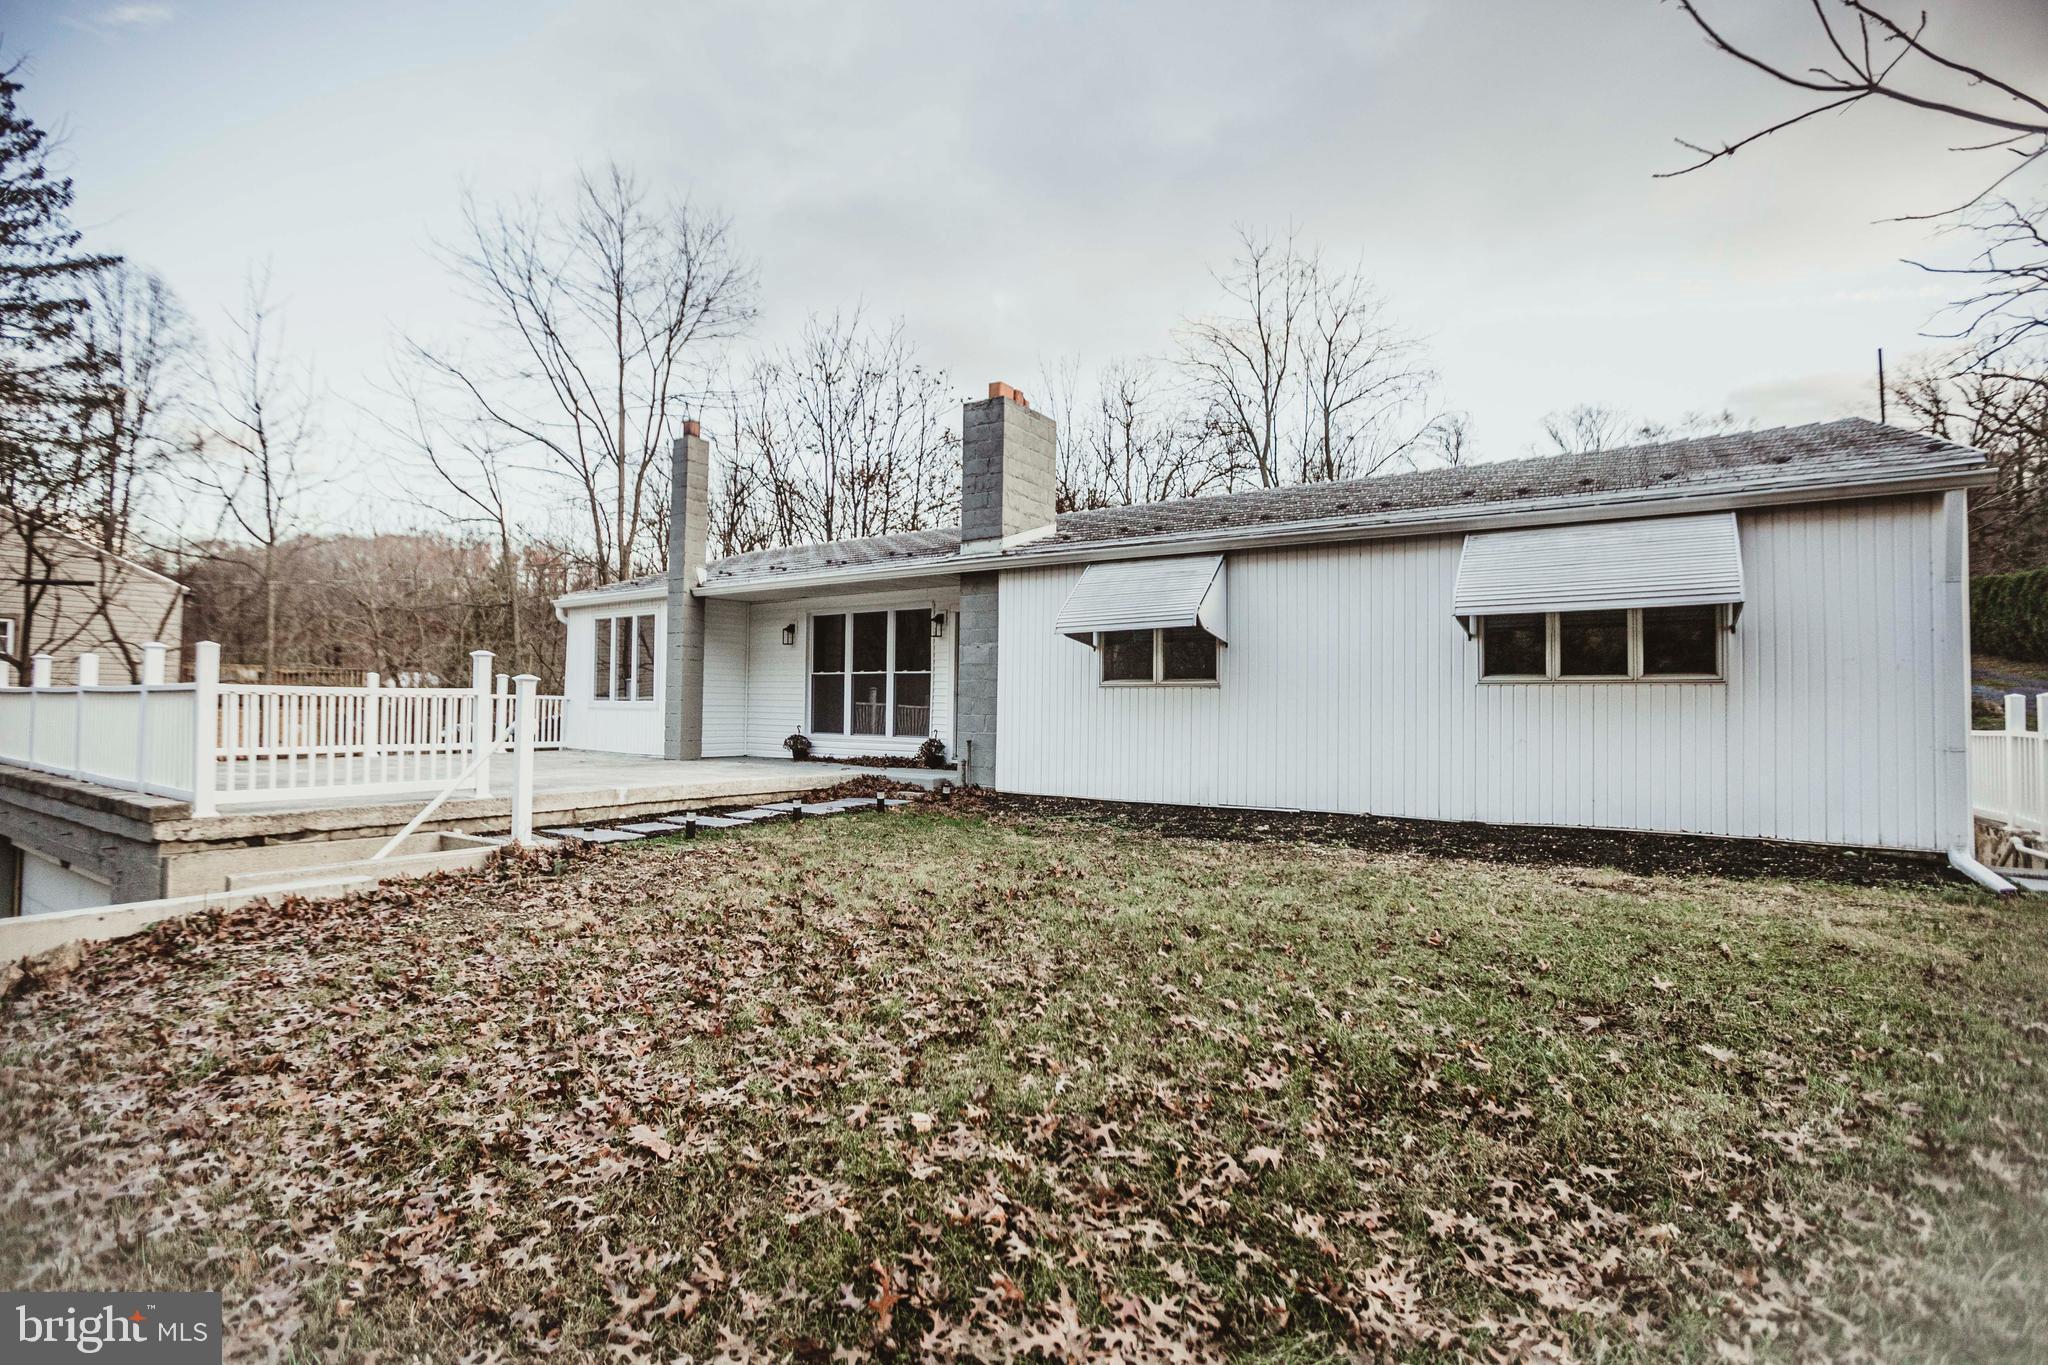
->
[996,495,1965,852]
[557,597,666,756]
[741,588,959,761]
[744,604,804,759]
[703,599,750,756]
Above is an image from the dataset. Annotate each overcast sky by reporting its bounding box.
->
[16,0,2047,526]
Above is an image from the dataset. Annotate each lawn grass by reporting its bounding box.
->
[2,807,2045,1362]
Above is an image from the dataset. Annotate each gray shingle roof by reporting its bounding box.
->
[1032,418,1980,549]
[563,419,1983,601]
[704,526,960,584]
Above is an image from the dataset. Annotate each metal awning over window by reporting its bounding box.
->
[1451,512,1744,623]
[1055,554,1227,645]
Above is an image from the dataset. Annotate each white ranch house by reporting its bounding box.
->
[554,387,1994,859]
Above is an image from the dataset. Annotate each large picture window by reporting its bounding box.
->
[1098,627,1218,685]
[808,609,937,738]
[593,612,658,701]
[1479,606,1723,681]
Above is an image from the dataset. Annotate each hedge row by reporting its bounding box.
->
[1974,568,2048,663]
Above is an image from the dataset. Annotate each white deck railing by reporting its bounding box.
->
[1970,692,2048,835]
[0,642,566,816]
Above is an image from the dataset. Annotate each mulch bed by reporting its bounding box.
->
[935,789,1955,888]
[796,754,951,771]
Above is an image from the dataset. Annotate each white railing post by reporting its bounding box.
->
[2007,692,2027,732]
[2037,693,2048,836]
[363,672,381,786]
[191,641,219,817]
[495,673,509,745]
[26,653,47,770]
[135,643,164,794]
[470,650,494,798]
[511,673,537,844]
[70,652,97,780]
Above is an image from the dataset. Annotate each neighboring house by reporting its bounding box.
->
[0,523,186,686]
[554,388,1993,855]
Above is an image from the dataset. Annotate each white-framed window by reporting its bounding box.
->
[593,612,658,702]
[1478,606,1723,682]
[1097,627,1218,686]
[807,609,934,738]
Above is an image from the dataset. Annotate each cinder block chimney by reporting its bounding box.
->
[960,381,1057,550]
[955,382,1056,791]
[664,419,709,761]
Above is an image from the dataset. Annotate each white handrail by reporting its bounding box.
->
[372,673,542,861]
[1969,691,2048,836]
[0,642,566,814]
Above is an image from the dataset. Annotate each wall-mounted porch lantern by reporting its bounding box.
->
[930,612,946,639]
[781,623,797,646]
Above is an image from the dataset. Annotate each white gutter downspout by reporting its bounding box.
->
[1948,848,2017,896]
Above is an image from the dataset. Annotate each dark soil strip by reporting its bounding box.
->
[938,790,1955,889]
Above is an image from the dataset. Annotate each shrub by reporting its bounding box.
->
[916,736,948,769]
[1973,568,2048,663]
[782,733,812,761]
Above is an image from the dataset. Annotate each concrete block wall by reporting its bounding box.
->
[961,391,1057,547]
[665,427,711,760]
[956,572,1001,787]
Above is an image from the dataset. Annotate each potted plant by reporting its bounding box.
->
[783,733,812,761]
[917,736,947,769]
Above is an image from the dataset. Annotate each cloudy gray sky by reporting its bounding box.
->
[17,0,2047,518]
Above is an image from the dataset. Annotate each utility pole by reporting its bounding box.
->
[1877,348,1887,425]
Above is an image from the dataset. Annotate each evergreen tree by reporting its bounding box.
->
[0,57,118,483]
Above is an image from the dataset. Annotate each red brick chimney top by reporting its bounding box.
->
[683,419,702,437]
[987,381,1029,409]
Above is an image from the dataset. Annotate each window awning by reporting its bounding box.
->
[1451,512,1745,621]
[1055,554,1227,645]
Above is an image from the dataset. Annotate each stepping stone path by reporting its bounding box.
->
[539,826,644,843]
[537,794,914,845]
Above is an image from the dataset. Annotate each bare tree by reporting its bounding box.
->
[1292,267,1439,483]
[1177,227,1314,488]
[388,370,530,671]
[1045,357,1237,511]
[1538,404,1643,456]
[1537,403,1745,455]
[1889,352,2048,571]
[1666,2,2048,374]
[1425,411,1476,469]
[75,264,193,555]
[719,310,956,551]
[416,164,756,583]
[188,273,317,681]
[1178,227,1441,488]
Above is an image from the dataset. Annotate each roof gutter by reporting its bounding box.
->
[693,465,1990,599]
[553,581,670,610]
